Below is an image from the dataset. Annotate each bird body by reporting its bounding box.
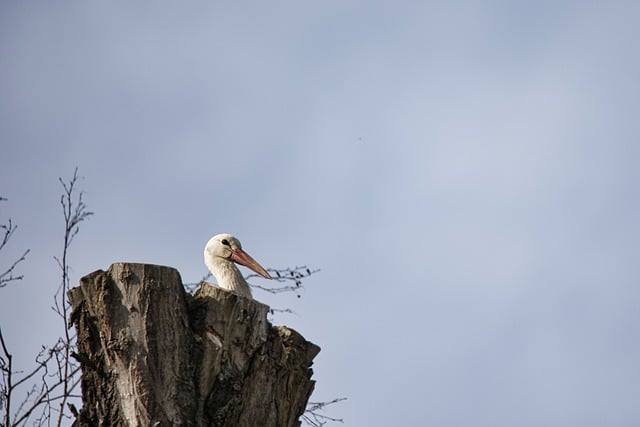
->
[204,233,271,299]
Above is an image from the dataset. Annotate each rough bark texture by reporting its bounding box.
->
[68,263,319,427]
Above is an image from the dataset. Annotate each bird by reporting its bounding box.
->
[204,233,272,299]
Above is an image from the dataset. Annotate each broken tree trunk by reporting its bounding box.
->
[68,263,320,427]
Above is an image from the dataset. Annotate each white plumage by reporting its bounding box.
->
[204,233,271,299]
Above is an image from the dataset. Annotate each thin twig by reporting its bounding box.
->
[10,356,48,390]
[11,366,81,426]
[53,167,92,427]
[0,184,90,426]
[0,218,15,252]
[302,397,347,426]
[249,265,320,296]
[0,249,30,288]
[187,266,320,298]
[0,327,13,427]
[0,197,30,288]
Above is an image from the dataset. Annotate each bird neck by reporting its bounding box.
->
[208,257,252,299]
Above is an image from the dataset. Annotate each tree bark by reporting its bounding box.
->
[68,263,319,427]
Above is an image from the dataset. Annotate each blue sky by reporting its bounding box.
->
[2,2,640,426]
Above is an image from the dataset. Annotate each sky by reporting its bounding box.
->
[1,1,640,426]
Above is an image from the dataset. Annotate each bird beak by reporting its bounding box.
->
[230,249,272,279]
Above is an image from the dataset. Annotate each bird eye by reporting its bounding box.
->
[221,239,230,246]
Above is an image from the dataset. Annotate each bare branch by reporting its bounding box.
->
[0,327,13,427]
[51,167,92,427]
[10,354,48,390]
[248,265,320,296]
[0,176,88,426]
[269,307,296,315]
[185,266,320,298]
[0,332,84,426]
[0,197,30,289]
[0,249,30,289]
[10,365,81,426]
[0,218,15,252]
[302,397,347,426]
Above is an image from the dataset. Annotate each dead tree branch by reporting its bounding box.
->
[302,397,347,427]
[0,328,13,427]
[0,198,30,289]
[51,168,92,427]
[249,265,320,295]
[185,265,320,298]
[0,170,91,427]
[0,249,30,289]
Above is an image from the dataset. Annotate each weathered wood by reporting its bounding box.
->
[68,263,319,427]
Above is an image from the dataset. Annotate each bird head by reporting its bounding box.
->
[204,233,272,279]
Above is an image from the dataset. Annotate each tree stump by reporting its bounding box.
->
[68,263,319,427]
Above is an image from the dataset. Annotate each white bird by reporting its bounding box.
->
[204,233,272,299]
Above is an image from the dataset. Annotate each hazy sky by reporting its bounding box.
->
[2,2,640,426]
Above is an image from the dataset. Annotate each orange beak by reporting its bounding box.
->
[230,249,272,279]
